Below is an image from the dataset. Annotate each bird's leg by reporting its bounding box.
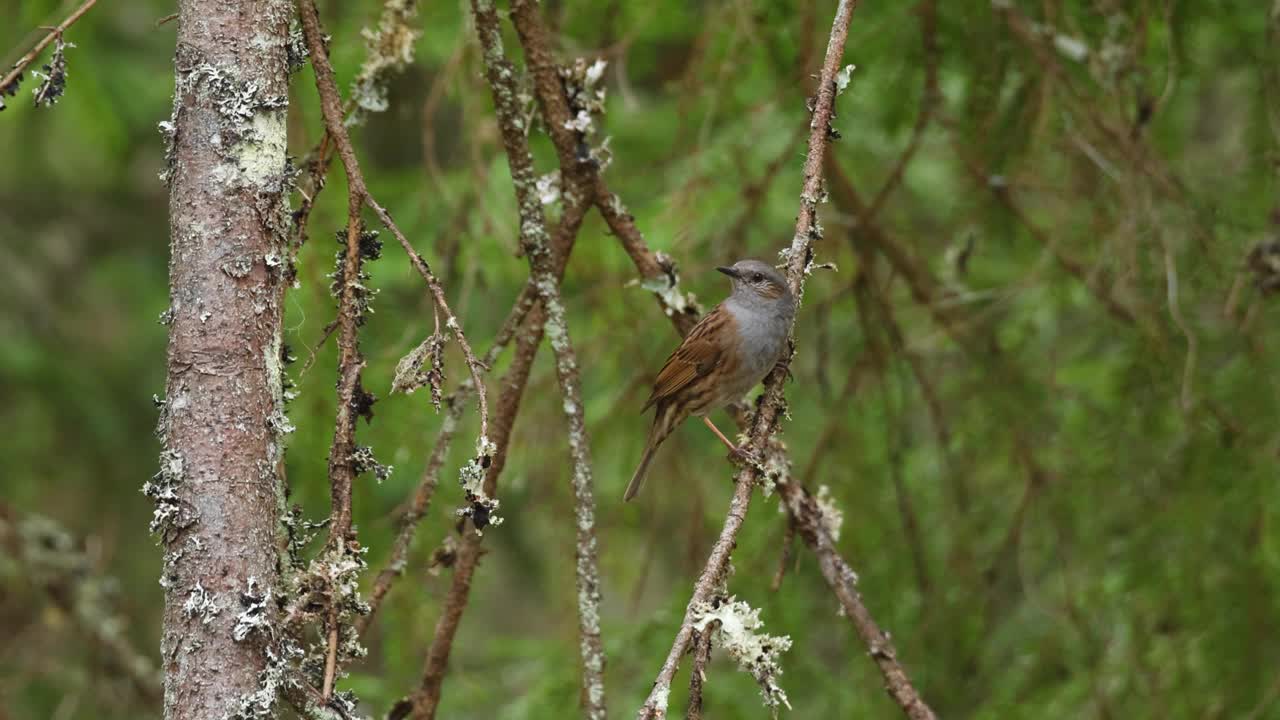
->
[702,416,759,466]
[702,416,739,452]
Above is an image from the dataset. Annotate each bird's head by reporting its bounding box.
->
[716,259,791,302]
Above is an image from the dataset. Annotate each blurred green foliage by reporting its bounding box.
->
[2,0,1278,718]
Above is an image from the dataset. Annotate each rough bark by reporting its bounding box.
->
[152,2,293,718]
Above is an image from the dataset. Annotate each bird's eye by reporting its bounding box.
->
[752,272,763,282]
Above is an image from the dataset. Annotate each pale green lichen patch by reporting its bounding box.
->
[230,110,288,187]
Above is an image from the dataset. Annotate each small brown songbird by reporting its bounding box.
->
[625,259,795,501]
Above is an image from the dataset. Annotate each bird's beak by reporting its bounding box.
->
[716,266,739,278]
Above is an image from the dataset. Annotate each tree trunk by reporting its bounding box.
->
[150,2,292,718]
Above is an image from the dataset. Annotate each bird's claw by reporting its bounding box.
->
[727,445,762,469]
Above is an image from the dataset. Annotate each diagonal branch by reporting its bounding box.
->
[636,0,862,716]
[774,480,936,720]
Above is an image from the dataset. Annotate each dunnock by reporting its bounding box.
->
[625,259,795,501]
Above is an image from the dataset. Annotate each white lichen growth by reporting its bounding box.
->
[183,582,222,625]
[759,439,792,497]
[220,642,303,720]
[143,448,197,537]
[535,170,562,205]
[564,110,593,133]
[631,251,703,317]
[834,63,857,95]
[1052,33,1090,62]
[557,57,609,163]
[455,435,503,532]
[350,445,392,484]
[692,596,794,710]
[232,576,272,642]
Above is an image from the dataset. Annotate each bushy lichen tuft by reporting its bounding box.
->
[455,436,503,532]
[692,596,794,711]
[349,0,421,122]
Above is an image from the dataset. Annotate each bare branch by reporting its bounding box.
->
[469,1,606,715]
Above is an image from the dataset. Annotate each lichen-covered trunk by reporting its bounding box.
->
[152,1,292,718]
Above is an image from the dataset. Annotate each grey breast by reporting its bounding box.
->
[723,295,792,400]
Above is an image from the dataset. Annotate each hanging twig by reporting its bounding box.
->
[0,0,98,107]
[295,0,491,701]
[684,626,715,720]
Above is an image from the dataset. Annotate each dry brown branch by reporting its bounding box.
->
[295,0,491,701]
[775,480,937,720]
[637,0,863,715]
[0,0,97,109]
[469,1,606,714]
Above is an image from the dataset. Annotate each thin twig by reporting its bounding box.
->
[0,0,98,101]
[637,1,860,716]
[470,1,606,715]
[295,0,490,701]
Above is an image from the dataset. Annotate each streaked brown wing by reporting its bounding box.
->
[642,304,731,412]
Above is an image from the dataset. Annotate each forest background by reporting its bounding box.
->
[2,0,1279,718]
